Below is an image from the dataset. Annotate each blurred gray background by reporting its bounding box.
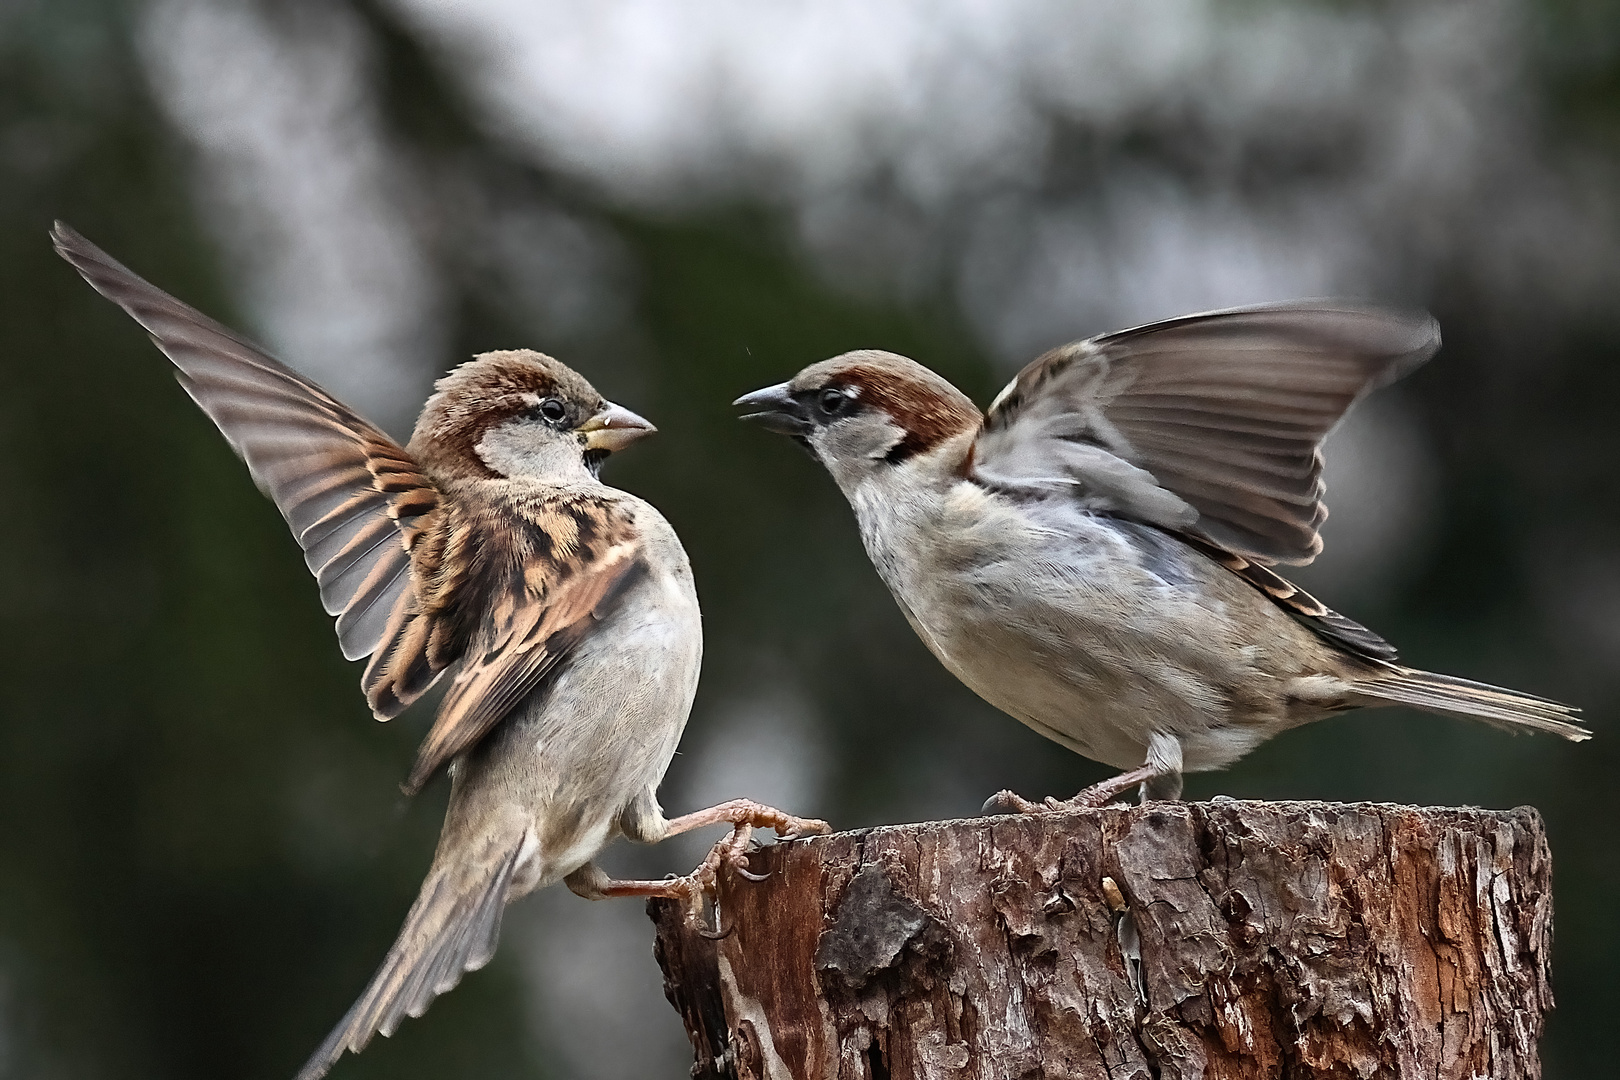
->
[4,0,1618,1076]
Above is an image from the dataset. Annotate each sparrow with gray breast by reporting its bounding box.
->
[736,303,1588,809]
[52,223,827,1080]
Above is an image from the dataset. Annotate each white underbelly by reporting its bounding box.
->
[462,567,701,888]
[897,588,1276,774]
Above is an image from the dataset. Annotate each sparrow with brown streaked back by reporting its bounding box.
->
[52,223,828,1080]
[736,303,1588,809]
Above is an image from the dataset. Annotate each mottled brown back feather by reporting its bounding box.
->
[395,487,644,793]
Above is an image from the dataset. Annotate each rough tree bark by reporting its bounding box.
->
[650,800,1554,1080]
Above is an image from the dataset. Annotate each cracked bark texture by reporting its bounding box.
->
[650,800,1554,1080]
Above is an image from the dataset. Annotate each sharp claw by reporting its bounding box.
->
[697,920,735,940]
[769,817,829,840]
[679,879,720,935]
[793,817,832,836]
[723,844,763,878]
[983,789,1043,815]
[670,842,734,934]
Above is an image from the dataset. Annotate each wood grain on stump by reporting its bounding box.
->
[650,800,1554,1080]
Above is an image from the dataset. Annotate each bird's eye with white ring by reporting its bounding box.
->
[817,386,855,417]
[538,398,567,424]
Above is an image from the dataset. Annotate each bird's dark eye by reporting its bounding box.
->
[818,387,853,416]
[539,398,567,424]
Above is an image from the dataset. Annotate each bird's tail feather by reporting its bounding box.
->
[293,842,524,1080]
[1352,665,1590,741]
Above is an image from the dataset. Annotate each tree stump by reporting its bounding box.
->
[649,800,1554,1080]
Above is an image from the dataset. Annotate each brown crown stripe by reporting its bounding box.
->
[834,362,981,460]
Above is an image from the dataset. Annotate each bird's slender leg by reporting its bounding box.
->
[983,733,1185,814]
[1140,767,1184,802]
[564,825,758,934]
[1050,764,1167,809]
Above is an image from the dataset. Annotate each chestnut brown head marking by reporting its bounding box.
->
[410,350,606,477]
[792,350,982,462]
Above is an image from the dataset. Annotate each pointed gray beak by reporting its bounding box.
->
[734,382,811,436]
[579,402,656,452]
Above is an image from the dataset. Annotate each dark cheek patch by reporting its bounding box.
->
[435,420,503,479]
[883,435,924,464]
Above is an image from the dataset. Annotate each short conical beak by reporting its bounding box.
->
[734,382,810,436]
[579,402,656,452]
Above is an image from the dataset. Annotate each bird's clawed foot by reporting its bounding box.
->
[575,798,832,933]
[1046,768,1157,810]
[981,789,1044,815]
[982,761,1179,816]
[706,821,768,883]
[659,800,830,932]
[677,822,761,934]
[662,797,832,843]
[980,786,1125,815]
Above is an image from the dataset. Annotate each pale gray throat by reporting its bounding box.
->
[811,412,909,491]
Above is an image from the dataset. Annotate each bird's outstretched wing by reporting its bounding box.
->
[52,222,443,713]
[54,224,650,789]
[976,301,1440,566]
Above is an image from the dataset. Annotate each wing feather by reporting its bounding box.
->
[318,513,406,594]
[302,489,388,559]
[336,558,414,662]
[364,602,438,721]
[55,223,655,787]
[52,222,440,683]
[979,301,1440,565]
[1179,533,1398,660]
